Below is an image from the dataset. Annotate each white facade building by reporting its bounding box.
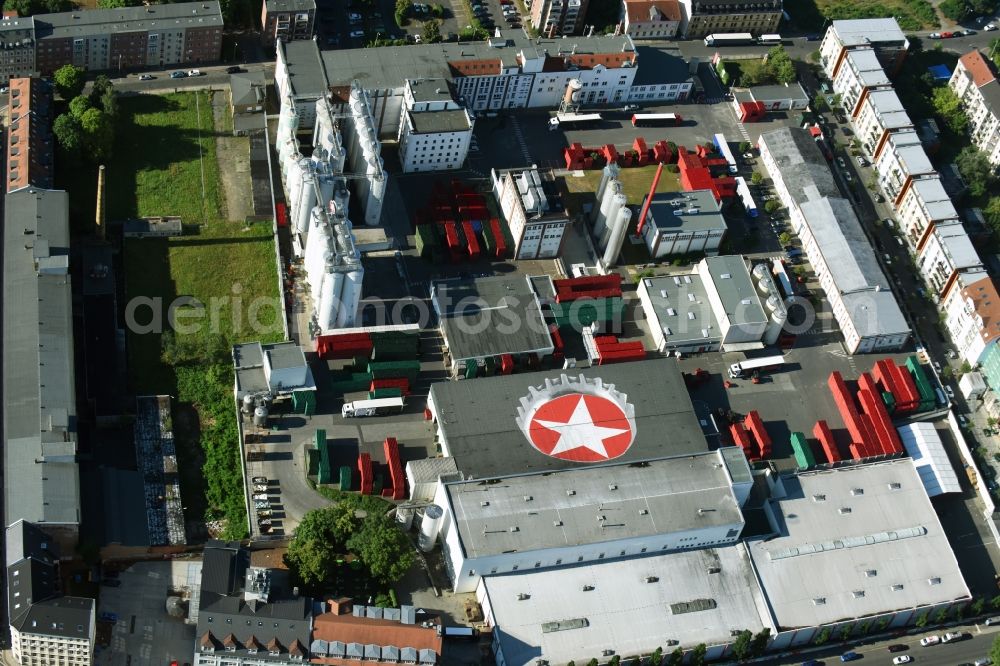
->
[853,89,913,157]
[832,49,891,116]
[916,222,983,297]
[949,50,1000,166]
[433,449,749,593]
[873,130,935,204]
[895,176,958,249]
[491,167,570,259]
[819,18,910,80]
[397,79,474,173]
[942,270,1000,367]
[622,0,682,39]
[10,605,96,666]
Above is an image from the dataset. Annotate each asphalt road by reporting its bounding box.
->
[94,61,275,95]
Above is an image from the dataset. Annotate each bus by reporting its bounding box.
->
[758,33,782,45]
[549,113,602,130]
[631,113,682,127]
[703,32,754,47]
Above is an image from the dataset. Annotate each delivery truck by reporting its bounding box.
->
[341,397,405,418]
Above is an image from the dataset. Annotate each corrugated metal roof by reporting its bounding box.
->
[897,423,962,496]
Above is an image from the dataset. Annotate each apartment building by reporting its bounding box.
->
[33,1,222,74]
[949,49,1000,166]
[820,18,909,80]
[529,0,589,36]
[942,270,1000,367]
[6,521,95,666]
[260,0,315,49]
[853,88,913,157]
[622,0,682,39]
[0,17,36,85]
[832,49,890,116]
[873,130,935,205]
[6,77,53,193]
[397,79,474,173]
[917,222,982,297]
[895,176,959,249]
[678,0,781,38]
[491,166,570,259]
[758,127,910,354]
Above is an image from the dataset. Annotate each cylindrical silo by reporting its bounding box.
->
[366,174,385,227]
[766,294,780,312]
[752,263,769,280]
[241,393,255,414]
[297,178,318,234]
[316,173,335,208]
[603,206,632,269]
[253,405,269,428]
[563,78,583,108]
[418,505,444,552]
[599,192,627,250]
[396,505,415,530]
[757,277,770,296]
[764,307,787,345]
[594,182,620,244]
[594,164,620,217]
[317,271,342,332]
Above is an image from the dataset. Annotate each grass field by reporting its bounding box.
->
[789,0,939,31]
[117,92,281,539]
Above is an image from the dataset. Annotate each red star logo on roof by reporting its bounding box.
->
[527,393,634,462]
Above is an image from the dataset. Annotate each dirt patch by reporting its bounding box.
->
[211,90,255,222]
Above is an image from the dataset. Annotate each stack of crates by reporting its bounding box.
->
[464,359,478,380]
[370,331,420,361]
[790,432,816,469]
[330,371,374,394]
[368,360,420,382]
[291,390,316,415]
[358,453,373,495]
[550,297,626,329]
[338,465,352,491]
[812,420,841,463]
[316,430,331,484]
[905,356,935,412]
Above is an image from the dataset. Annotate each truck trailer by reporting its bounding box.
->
[341,397,405,418]
[728,354,785,379]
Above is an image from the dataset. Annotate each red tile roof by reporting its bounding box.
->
[310,612,443,665]
[447,59,501,76]
[962,276,1000,344]
[959,49,997,88]
[543,52,637,72]
[624,0,681,23]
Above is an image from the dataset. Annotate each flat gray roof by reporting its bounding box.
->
[482,545,774,665]
[36,1,222,39]
[831,18,908,48]
[749,460,970,629]
[750,82,808,101]
[280,39,330,98]
[266,342,307,370]
[934,222,982,271]
[646,189,726,233]
[760,128,839,204]
[432,275,554,363]
[632,45,692,87]
[265,0,315,12]
[844,49,890,87]
[910,177,958,221]
[641,274,722,348]
[980,80,1000,115]
[865,89,912,130]
[408,108,471,134]
[889,134,933,176]
[430,359,710,478]
[3,189,79,528]
[407,78,454,102]
[446,450,742,559]
[703,256,767,327]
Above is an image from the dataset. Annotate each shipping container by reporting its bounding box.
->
[369,388,404,399]
[415,224,439,260]
[790,431,816,469]
[490,218,509,258]
[857,389,896,455]
[371,377,411,393]
[368,360,421,382]
[443,222,461,261]
[812,420,840,462]
[338,465,352,491]
[553,275,623,302]
[464,358,478,380]
[905,356,935,411]
[891,362,922,412]
[745,410,772,458]
[384,437,405,500]
[314,429,326,450]
[358,452,373,495]
[315,332,374,359]
[292,389,316,415]
[881,390,896,414]
[872,359,909,410]
[551,297,626,328]
[500,353,514,375]
[848,442,866,460]
[729,422,755,459]
[462,221,481,260]
[828,372,876,454]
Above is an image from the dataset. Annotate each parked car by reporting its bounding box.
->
[959,414,970,428]
[350,29,365,38]
[170,70,187,78]
[963,28,976,35]
[920,635,941,646]
[836,156,846,168]
[805,33,820,40]
[856,155,868,167]
[895,236,904,247]
[226,65,244,74]
[987,24,997,31]
[942,31,955,38]
[984,617,1000,625]
[943,632,966,643]
[414,34,422,43]
[873,193,884,203]
[893,657,912,665]
[945,386,956,400]
[843,171,853,182]
[929,32,941,38]
[975,659,993,666]
[187,69,202,76]
[99,612,119,622]
[252,476,268,484]
[888,645,908,653]
[349,11,362,19]
[883,253,892,265]
[840,652,861,662]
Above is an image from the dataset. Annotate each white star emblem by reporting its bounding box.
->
[534,395,630,459]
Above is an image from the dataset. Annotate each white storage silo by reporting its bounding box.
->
[366,173,386,227]
[562,78,583,108]
[337,268,363,328]
[296,180,318,234]
[602,206,632,269]
[594,163,620,215]
[418,505,444,552]
[317,270,344,332]
[764,305,787,345]
[600,192,627,250]
[594,181,622,245]
[396,505,415,530]
[315,173,335,209]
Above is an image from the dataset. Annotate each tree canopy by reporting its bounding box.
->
[739,46,797,87]
[991,634,1000,666]
[346,515,415,585]
[53,64,85,100]
[2,0,71,16]
[285,504,360,587]
[931,86,969,135]
[955,145,997,198]
[731,630,753,661]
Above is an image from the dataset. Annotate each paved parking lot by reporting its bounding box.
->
[96,562,199,666]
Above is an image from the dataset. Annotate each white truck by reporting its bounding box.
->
[341,397,405,418]
[728,354,785,379]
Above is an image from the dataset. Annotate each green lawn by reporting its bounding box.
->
[117,92,282,539]
[787,0,939,31]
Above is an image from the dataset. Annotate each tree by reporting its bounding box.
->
[286,506,354,586]
[940,0,972,21]
[666,648,684,666]
[689,644,707,666]
[956,146,997,197]
[422,18,441,43]
[346,515,414,585]
[985,196,1000,234]
[430,2,443,16]
[586,660,599,666]
[991,635,1000,666]
[933,607,948,623]
[932,86,969,135]
[53,64,85,100]
[813,627,831,645]
[813,94,828,112]
[764,199,781,214]
[915,612,929,627]
[838,625,852,641]
[68,95,92,119]
[394,0,412,24]
[52,113,83,156]
[608,656,620,666]
[100,87,119,119]
[739,141,752,154]
[80,107,114,160]
[751,628,771,656]
[90,75,113,102]
[767,46,796,84]
[649,648,663,666]
[778,232,793,247]
[751,171,763,186]
[2,0,32,16]
[731,630,753,661]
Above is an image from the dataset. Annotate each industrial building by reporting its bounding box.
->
[758,127,910,353]
[431,275,554,371]
[194,541,313,665]
[622,0,682,39]
[433,448,751,592]
[732,82,809,113]
[232,341,316,401]
[896,423,962,497]
[678,0,782,38]
[477,544,775,664]
[750,460,970,648]
[637,256,785,353]
[819,18,910,80]
[638,189,728,258]
[6,521,96,666]
[426,360,711,479]
[949,49,1000,166]
[311,599,442,665]
[260,0,315,49]
[492,166,570,259]
[397,79,474,173]
[6,77,53,193]
[0,17,36,86]
[32,1,223,74]
[229,71,267,135]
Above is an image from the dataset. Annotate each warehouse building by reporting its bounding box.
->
[477,544,775,664]
[896,423,962,497]
[637,256,784,353]
[433,448,751,592]
[758,128,910,354]
[750,460,970,649]
[426,359,711,479]
[732,82,810,113]
[492,166,570,259]
[639,189,728,258]
[430,275,554,373]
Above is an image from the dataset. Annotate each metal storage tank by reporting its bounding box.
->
[766,294,781,312]
[295,177,318,234]
[600,192,627,250]
[595,163,620,210]
[242,394,256,414]
[757,278,770,295]
[595,182,622,245]
[764,306,787,345]
[396,505,416,530]
[603,206,632,268]
[752,263,770,280]
[366,174,386,226]
[563,78,583,107]
[253,405,269,427]
[337,268,363,328]
[418,505,444,552]
[316,173,335,209]
[318,270,344,331]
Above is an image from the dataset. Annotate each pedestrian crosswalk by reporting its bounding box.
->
[510,116,533,164]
